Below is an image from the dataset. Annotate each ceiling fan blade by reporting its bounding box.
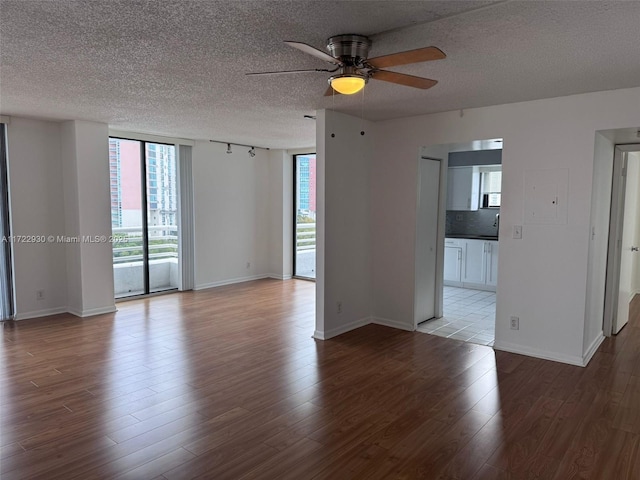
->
[246,68,334,76]
[284,41,341,65]
[367,46,446,69]
[371,70,437,89]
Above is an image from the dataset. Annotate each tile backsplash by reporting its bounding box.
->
[446,208,500,237]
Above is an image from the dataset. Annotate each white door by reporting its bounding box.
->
[415,158,441,326]
[615,153,640,333]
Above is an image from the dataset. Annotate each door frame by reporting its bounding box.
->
[603,143,640,336]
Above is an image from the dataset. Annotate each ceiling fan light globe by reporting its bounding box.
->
[330,75,366,95]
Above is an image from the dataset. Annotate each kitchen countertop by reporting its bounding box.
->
[446,234,499,241]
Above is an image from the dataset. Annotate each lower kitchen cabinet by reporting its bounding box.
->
[444,245,463,284]
[444,238,498,291]
[486,242,499,287]
[463,240,486,285]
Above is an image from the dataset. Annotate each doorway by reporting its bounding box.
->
[416,138,503,346]
[293,153,316,280]
[604,145,640,335]
[109,138,179,298]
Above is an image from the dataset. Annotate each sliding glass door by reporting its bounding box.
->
[109,138,179,298]
[293,154,316,279]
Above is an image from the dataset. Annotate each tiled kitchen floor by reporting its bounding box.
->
[417,286,495,346]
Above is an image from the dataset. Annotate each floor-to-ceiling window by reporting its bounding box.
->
[109,138,179,298]
[294,153,316,279]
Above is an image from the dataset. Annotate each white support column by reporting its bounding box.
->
[61,120,116,316]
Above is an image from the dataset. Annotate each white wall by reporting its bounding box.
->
[61,121,82,314]
[192,140,270,289]
[369,86,640,366]
[7,118,68,318]
[8,118,115,319]
[315,110,373,339]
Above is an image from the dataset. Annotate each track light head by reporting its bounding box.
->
[248,147,256,158]
[226,143,232,154]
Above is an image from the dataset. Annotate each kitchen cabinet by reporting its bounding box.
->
[445,238,498,291]
[447,167,480,211]
[444,239,463,285]
[463,239,486,284]
[486,242,499,287]
[463,239,498,290]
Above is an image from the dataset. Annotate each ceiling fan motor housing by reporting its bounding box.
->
[327,34,371,66]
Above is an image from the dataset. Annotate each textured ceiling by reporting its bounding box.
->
[1,1,640,149]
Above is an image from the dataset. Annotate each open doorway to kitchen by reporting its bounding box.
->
[417,138,503,346]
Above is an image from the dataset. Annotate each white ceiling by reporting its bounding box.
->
[1,1,640,149]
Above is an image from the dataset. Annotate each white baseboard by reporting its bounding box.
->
[194,274,269,291]
[68,305,117,318]
[268,274,293,281]
[313,330,325,340]
[493,340,585,367]
[371,316,414,331]
[582,333,605,366]
[15,304,117,320]
[314,317,371,340]
[14,306,68,321]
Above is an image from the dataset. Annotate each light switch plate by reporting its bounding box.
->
[513,225,522,239]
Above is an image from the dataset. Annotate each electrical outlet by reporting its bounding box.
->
[337,301,342,314]
[455,214,463,221]
[510,316,519,330]
[36,290,45,301]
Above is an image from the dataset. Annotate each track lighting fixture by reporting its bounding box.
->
[209,140,269,156]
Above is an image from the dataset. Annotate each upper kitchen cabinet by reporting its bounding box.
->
[480,167,502,208]
[447,166,480,211]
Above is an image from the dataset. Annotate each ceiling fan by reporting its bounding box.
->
[247,34,446,96]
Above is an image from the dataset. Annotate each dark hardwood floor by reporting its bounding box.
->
[1,279,639,479]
